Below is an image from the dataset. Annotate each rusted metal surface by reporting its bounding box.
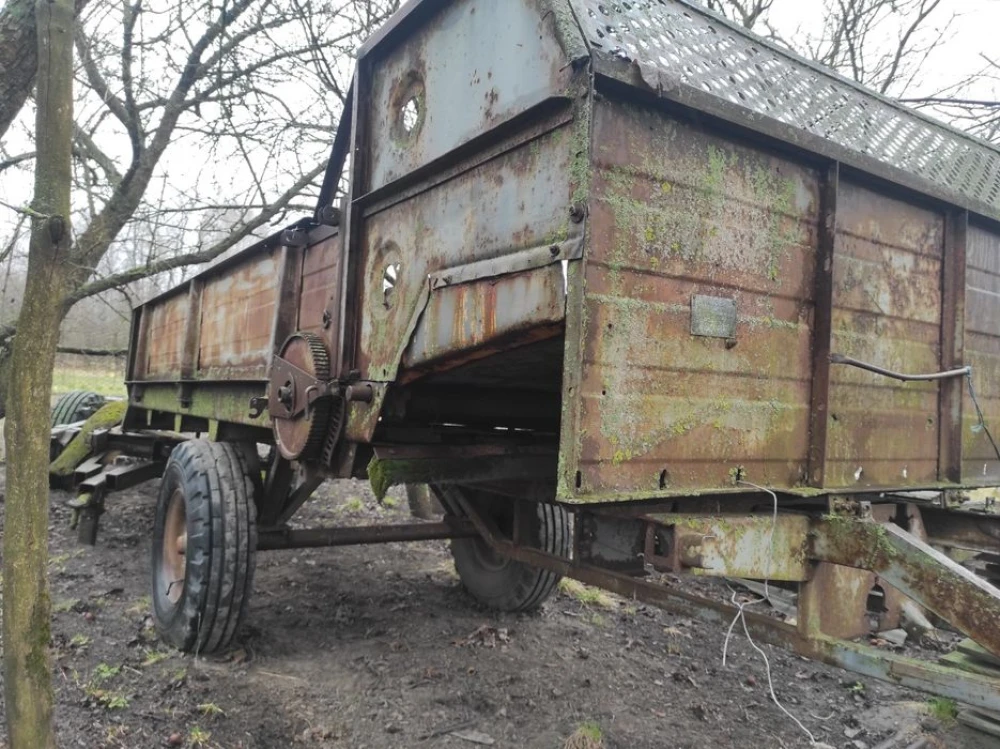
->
[807,164,840,487]
[569,98,820,499]
[964,225,1000,484]
[940,211,969,482]
[922,506,1000,555]
[798,503,908,640]
[297,232,342,340]
[365,0,575,192]
[812,516,1000,657]
[140,291,189,380]
[257,518,478,551]
[355,116,580,383]
[643,514,812,582]
[825,183,944,488]
[403,265,566,370]
[197,248,280,381]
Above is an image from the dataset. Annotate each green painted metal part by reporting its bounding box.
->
[647,513,812,582]
[49,401,127,477]
[130,383,267,429]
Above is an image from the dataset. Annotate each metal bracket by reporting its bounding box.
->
[249,396,269,419]
[268,355,333,420]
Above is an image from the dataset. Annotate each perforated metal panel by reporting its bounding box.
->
[570,0,1000,213]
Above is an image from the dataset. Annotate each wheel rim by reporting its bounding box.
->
[162,488,187,604]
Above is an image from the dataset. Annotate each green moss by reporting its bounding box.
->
[569,97,593,208]
[367,456,394,502]
[49,400,127,477]
[927,697,958,724]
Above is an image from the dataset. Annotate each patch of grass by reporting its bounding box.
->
[126,596,152,617]
[93,663,121,681]
[586,612,607,628]
[927,697,958,724]
[52,366,126,397]
[53,598,80,613]
[140,649,171,667]
[559,579,616,609]
[69,633,91,648]
[382,495,398,508]
[197,702,225,718]
[341,496,364,513]
[564,721,605,749]
[86,686,129,710]
[188,726,212,747]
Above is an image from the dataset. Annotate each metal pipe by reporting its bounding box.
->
[257,519,479,551]
[830,353,971,382]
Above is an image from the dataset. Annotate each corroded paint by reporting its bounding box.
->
[963,225,1000,484]
[567,98,820,498]
[298,232,342,337]
[357,120,578,382]
[403,265,565,369]
[366,0,573,191]
[142,292,189,380]
[198,249,280,380]
[825,182,944,487]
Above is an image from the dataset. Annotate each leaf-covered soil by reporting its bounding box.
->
[0,470,995,749]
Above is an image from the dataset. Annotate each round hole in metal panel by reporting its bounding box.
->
[401,99,420,134]
[382,262,401,308]
[390,71,425,143]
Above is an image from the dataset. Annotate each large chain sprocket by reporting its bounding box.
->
[271,332,332,461]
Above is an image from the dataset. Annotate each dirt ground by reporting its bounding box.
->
[0,470,997,749]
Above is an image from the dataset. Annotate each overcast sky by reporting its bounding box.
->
[759,0,1000,97]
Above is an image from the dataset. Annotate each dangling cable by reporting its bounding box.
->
[723,481,819,746]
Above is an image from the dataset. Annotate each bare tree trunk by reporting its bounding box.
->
[0,0,36,141]
[2,0,74,744]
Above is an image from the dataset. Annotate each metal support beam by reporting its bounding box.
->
[807,162,839,487]
[257,518,478,550]
[450,492,1000,712]
[812,517,1000,657]
[643,513,812,581]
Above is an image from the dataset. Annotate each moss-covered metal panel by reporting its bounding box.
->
[826,182,943,487]
[565,98,821,500]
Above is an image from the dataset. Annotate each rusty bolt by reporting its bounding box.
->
[569,204,587,223]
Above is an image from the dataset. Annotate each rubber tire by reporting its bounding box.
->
[444,488,569,612]
[152,440,257,653]
[51,390,105,426]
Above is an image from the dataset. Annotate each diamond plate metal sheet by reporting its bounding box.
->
[570,0,1000,213]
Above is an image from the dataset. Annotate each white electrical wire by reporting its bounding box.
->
[724,481,819,746]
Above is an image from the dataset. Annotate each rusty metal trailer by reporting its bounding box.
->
[65,0,1000,712]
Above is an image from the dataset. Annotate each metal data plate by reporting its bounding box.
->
[690,295,737,339]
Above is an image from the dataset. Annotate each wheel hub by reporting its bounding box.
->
[270,332,334,461]
[162,489,187,604]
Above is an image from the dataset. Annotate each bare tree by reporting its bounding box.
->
[698,0,953,94]
[695,0,1000,141]
[3,0,74,742]
[0,0,400,414]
